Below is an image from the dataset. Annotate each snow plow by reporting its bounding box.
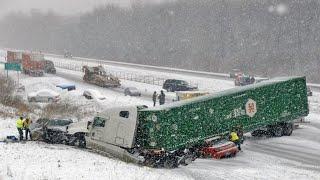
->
[82,65,120,88]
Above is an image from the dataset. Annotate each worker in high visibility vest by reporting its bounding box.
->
[23,118,32,140]
[16,117,24,141]
[229,130,241,151]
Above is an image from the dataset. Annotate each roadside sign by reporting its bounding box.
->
[5,63,21,71]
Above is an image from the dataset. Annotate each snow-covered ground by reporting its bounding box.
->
[0,62,320,179]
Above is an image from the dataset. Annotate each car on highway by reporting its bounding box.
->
[83,89,106,100]
[163,79,198,92]
[27,89,60,103]
[124,87,141,96]
[56,84,76,91]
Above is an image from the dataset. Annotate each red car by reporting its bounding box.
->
[201,141,239,159]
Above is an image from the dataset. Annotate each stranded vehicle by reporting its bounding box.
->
[82,65,121,88]
[71,76,308,168]
[162,79,198,92]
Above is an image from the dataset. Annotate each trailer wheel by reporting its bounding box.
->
[163,158,178,169]
[282,123,293,136]
[272,126,283,137]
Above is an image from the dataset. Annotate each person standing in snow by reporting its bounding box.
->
[158,90,165,105]
[16,117,24,141]
[152,91,157,107]
[23,118,32,140]
[229,130,241,151]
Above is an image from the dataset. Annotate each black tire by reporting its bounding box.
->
[251,130,263,137]
[272,126,283,137]
[163,158,178,169]
[283,123,293,136]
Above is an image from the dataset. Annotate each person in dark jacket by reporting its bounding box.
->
[158,90,165,105]
[152,91,157,107]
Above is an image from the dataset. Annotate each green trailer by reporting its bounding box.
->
[84,76,308,168]
[136,76,309,151]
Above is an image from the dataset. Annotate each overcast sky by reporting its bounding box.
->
[0,0,169,17]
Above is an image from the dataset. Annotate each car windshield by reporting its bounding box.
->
[179,81,188,85]
[47,119,72,126]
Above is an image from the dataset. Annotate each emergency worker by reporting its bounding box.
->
[16,117,24,141]
[23,118,32,140]
[229,130,241,151]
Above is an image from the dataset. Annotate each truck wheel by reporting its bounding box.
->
[251,130,263,137]
[163,158,178,169]
[272,126,283,137]
[282,123,293,136]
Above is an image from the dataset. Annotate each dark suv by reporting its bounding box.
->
[163,79,198,92]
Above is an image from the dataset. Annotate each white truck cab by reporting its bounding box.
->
[85,106,141,161]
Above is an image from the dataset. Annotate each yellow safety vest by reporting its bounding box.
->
[16,119,23,128]
[23,120,31,128]
[230,132,239,142]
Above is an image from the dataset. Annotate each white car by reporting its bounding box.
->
[83,89,106,100]
[28,89,60,103]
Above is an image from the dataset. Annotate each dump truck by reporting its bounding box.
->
[82,65,120,87]
[69,76,309,168]
[22,53,45,76]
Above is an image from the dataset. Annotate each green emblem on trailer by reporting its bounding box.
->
[245,99,257,117]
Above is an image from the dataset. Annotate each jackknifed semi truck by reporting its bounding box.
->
[69,76,308,168]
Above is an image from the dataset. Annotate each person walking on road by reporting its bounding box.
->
[23,118,32,140]
[158,90,165,105]
[16,117,24,141]
[152,91,157,107]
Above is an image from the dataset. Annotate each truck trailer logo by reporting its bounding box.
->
[245,99,257,117]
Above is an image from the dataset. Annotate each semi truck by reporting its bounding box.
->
[7,51,23,64]
[22,53,45,77]
[7,51,45,76]
[69,76,309,168]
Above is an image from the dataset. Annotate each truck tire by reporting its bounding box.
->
[271,126,283,137]
[163,157,178,169]
[251,130,263,137]
[282,123,293,136]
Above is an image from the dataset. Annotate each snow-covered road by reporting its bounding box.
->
[0,61,319,179]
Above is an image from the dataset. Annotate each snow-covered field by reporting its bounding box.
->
[0,61,320,179]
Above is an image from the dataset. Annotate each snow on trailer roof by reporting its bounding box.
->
[141,76,305,111]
